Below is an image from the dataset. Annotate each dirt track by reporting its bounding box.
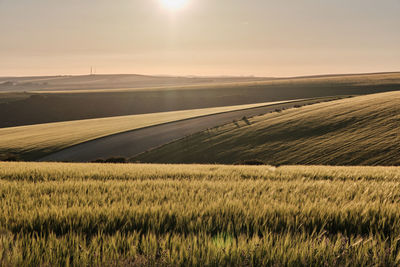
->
[40,98,339,162]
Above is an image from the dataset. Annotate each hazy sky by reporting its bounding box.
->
[0,0,399,77]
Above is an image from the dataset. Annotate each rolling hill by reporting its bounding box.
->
[39,97,338,162]
[133,91,400,166]
[0,72,399,128]
[0,74,269,92]
[0,100,302,161]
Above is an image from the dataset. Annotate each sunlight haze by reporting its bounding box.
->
[0,0,399,76]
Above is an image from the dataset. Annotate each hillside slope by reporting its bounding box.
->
[134,91,400,166]
[0,101,300,161]
[1,72,399,128]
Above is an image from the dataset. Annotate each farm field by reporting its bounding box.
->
[1,72,399,128]
[1,162,400,266]
[134,91,400,166]
[40,97,339,162]
[3,1,400,266]
[0,100,302,161]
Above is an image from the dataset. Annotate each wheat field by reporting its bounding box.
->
[1,162,400,266]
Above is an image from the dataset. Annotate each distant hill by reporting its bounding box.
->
[0,74,269,92]
[0,72,399,93]
[133,91,400,166]
[1,72,400,128]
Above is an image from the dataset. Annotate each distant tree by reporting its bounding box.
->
[235,159,265,165]
[4,156,19,162]
[104,157,127,163]
[91,157,127,163]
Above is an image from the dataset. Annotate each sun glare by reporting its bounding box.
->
[160,0,188,11]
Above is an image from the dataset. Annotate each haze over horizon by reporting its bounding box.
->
[1,0,399,77]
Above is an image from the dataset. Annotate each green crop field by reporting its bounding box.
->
[0,162,400,266]
[134,91,400,166]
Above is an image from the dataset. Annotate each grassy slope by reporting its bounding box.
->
[135,91,400,166]
[1,162,400,266]
[1,72,400,128]
[0,101,291,161]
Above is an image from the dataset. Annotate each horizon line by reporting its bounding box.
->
[1,70,399,80]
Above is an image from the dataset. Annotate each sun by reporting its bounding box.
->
[160,0,188,11]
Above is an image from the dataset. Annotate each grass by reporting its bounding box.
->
[1,162,400,266]
[0,101,294,161]
[134,91,400,166]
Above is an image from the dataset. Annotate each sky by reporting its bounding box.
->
[0,0,399,77]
